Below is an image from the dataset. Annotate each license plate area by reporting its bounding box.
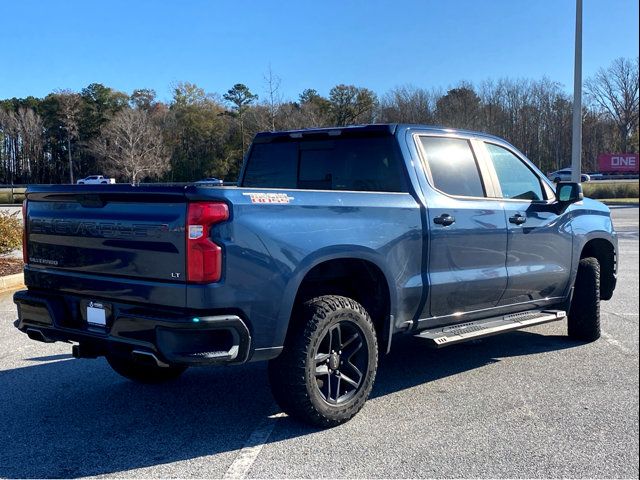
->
[80,299,113,329]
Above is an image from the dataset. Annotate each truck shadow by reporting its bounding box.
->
[0,330,582,478]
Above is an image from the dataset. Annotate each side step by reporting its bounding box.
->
[415,310,566,348]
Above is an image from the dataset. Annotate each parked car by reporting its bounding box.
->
[548,168,590,183]
[16,124,617,427]
[76,175,116,185]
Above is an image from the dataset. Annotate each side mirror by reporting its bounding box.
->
[556,182,584,204]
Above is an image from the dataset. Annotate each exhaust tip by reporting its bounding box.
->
[26,328,54,343]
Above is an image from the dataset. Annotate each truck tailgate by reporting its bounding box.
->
[25,187,187,284]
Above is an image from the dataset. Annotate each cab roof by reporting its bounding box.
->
[253,123,507,144]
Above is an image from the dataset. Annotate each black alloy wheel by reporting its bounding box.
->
[314,320,368,405]
[268,295,378,427]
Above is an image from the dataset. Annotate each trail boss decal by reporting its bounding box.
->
[243,192,294,204]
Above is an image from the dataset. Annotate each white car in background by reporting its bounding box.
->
[547,168,590,183]
[76,175,116,185]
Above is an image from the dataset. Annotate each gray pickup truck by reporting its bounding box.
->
[15,124,618,427]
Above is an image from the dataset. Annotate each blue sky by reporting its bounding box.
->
[1,0,638,102]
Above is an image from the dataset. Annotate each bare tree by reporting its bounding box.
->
[16,107,44,178]
[263,66,282,131]
[0,109,19,183]
[89,108,170,184]
[378,85,437,124]
[0,108,44,183]
[54,90,82,183]
[585,57,639,152]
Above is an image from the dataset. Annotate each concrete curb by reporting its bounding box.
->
[0,272,24,293]
[603,202,639,207]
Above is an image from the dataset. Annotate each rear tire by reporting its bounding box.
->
[106,354,187,384]
[568,257,601,342]
[268,295,378,428]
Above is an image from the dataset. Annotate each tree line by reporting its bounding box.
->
[0,57,637,185]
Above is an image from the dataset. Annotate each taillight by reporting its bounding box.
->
[22,199,28,264]
[186,202,229,283]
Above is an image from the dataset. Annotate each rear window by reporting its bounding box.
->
[242,136,407,192]
[242,143,298,189]
[418,136,485,198]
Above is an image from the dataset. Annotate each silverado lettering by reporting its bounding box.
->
[29,218,169,239]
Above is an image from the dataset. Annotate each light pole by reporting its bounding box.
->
[571,0,583,183]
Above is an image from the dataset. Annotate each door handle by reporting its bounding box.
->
[509,213,527,225]
[433,214,455,226]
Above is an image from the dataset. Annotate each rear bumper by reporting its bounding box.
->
[13,289,252,367]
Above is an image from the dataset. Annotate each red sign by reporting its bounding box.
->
[597,153,639,173]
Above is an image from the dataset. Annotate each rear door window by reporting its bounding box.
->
[418,136,485,198]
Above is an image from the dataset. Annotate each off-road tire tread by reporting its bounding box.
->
[568,257,601,342]
[106,355,187,384]
[268,295,378,428]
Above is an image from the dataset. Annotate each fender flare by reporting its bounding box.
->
[272,245,398,350]
[571,231,618,300]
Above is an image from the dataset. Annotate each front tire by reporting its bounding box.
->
[106,354,187,384]
[269,295,378,428]
[568,257,601,342]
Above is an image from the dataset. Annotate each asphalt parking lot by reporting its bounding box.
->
[0,207,638,479]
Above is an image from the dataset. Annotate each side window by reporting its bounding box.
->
[419,136,485,197]
[485,143,545,201]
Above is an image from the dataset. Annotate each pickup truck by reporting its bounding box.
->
[76,175,116,185]
[15,124,618,427]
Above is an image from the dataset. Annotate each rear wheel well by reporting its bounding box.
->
[580,239,615,300]
[290,259,391,352]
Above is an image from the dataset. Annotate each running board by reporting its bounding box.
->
[415,310,566,348]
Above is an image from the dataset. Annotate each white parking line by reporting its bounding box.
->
[600,330,632,354]
[223,412,285,479]
[605,312,640,316]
